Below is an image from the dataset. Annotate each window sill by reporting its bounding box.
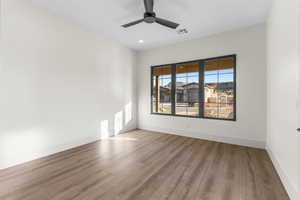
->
[150,112,236,121]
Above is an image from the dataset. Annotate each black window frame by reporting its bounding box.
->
[150,54,237,121]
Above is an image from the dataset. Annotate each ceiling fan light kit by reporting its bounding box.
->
[122,0,179,29]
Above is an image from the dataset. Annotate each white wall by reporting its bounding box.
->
[266,0,300,199]
[0,0,137,169]
[137,24,267,148]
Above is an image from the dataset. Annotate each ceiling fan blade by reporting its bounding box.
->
[122,19,144,28]
[144,0,154,13]
[155,17,179,29]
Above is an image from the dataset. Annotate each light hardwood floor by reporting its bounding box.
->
[0,130,289,200]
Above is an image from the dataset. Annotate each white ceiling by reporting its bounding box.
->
[31,0,272,51]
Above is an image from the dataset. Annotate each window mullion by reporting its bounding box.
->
[151,67,153,113]
[198,61,205,118]
[171,64,176,115]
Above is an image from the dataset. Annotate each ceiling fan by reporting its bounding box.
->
[122,0,179,29]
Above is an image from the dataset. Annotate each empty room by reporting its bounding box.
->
[0,0,299,199]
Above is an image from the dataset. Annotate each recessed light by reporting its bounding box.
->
[138,40,144,43]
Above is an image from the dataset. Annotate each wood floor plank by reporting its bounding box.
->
[0,130,290,200]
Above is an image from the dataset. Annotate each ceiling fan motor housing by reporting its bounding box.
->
[122,0,179,29]
[144,12,156,23]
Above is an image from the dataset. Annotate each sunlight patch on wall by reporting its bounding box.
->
[125,102,132,125]
[114,111,123,135]
[100,120,110,138]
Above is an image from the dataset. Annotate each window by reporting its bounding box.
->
[151,55,236,121]
[152,66,172,114]
[204,58,235,119]
[175,62,199,116]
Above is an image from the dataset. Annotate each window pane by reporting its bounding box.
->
[152,66,172,114]
[219,69,234,74]
[204,57,235,119]
[175,62,199,116]
[204,83,218,103]
[204,103,218,118]
[219,103,234,119]
[205,74,218,84]
[219,73,233,83]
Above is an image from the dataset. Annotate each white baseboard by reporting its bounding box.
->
[266,146,299,200]
[139,125,265,149]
